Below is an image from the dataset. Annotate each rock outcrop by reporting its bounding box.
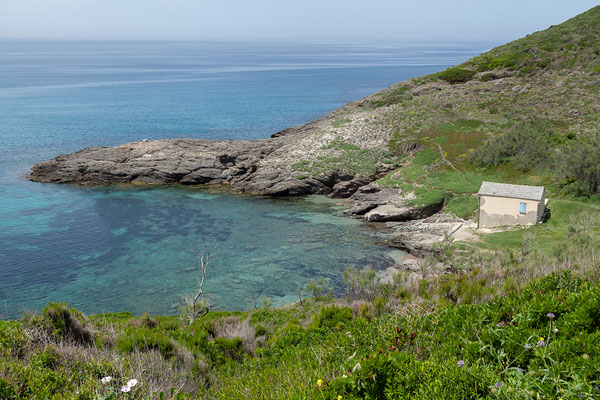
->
[345,184,445,222]
[28,135,388,198]
[29,138,279,186]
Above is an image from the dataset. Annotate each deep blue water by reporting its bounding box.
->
[0,41,489,318]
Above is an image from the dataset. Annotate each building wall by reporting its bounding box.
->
[478,195,540,228]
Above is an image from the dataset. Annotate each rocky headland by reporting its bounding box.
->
[28,117,384,198]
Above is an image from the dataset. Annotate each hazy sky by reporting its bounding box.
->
[0,1,598,43]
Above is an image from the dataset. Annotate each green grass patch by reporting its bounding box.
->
[365,84,411,109]
[475,199,600,254]
[422,170,483,194]
[445,194,479,219]
[320,137,360,151]
[331,118,352,128]
[408,187,450,207]
[294,138,401,178]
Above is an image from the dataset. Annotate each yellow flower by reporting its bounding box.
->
[316,379,323,387]
[338,396,343,400]
[539,337,544,342]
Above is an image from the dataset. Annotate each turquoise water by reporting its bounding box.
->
[0,41,489,318]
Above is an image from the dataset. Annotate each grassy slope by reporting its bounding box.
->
[2,265,600,399]
[292,6,600,225]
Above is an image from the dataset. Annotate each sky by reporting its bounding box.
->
[0,0,598,43]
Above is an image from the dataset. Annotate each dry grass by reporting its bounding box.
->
[212,316,257,355]
[402,237,600,306]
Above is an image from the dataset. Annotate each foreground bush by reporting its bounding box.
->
[1,267,600,399]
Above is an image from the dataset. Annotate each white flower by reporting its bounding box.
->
[121,385,131,393]
[553,328,559,333]
[352,363,361,373]
[101,376,112,384]
[127,379,138,387]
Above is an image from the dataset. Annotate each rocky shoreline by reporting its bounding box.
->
[28,116,382,198]
[28,126,463,273]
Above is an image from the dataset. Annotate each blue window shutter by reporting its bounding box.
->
[520,202,527,213]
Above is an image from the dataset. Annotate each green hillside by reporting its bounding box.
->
[327,6,600,220]
[466,5,600,74]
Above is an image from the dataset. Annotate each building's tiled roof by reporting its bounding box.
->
[478,181,545,201]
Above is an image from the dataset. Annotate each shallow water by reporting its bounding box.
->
[0,41,490,318]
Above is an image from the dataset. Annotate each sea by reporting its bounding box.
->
[0,40,490,318]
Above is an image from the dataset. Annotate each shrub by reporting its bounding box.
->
[306,278,330,298]
[437,67,476,84]
[39,303,93,345]
[344,267,378,300]
[211,316,256,355]
[311,306,353,329]
[139,312,157,328]
[116,328,177,359]
[367,84,411,108]
[0,321,28,358]
[0,378,15,399]
[468,118,557,170]
[556,134,600,196]
[372,296,387,317]
[357,304,373,321]
[479,72,497,82]
[213,337,244,361]
[30,345,60,370]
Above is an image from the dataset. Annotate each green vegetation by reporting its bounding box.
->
[436,67,477,84]
[475,199,600,255]
[332,118,353,128]
[465,6,600,74]
[468,118,558,171]
[557,135,600,196]
[291,137,401,178]
[295,7,600,213]
[1,191,599,399]
[365,84,412,109]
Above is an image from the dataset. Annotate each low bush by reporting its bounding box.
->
[344,267,378,300]
[311,306,353,329]
[556,135,600,196]
[313,272,600,400]
[38,302,94,345]
[468,118,557,170]
[437,67,476,84]
[116,327,177,359]
[480,72,498,81]
[213,337,244,361]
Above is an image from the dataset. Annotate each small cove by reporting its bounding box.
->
[1,184,401,317]
[0,40,490,318]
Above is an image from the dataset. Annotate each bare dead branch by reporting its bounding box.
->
[182,246,215,326]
